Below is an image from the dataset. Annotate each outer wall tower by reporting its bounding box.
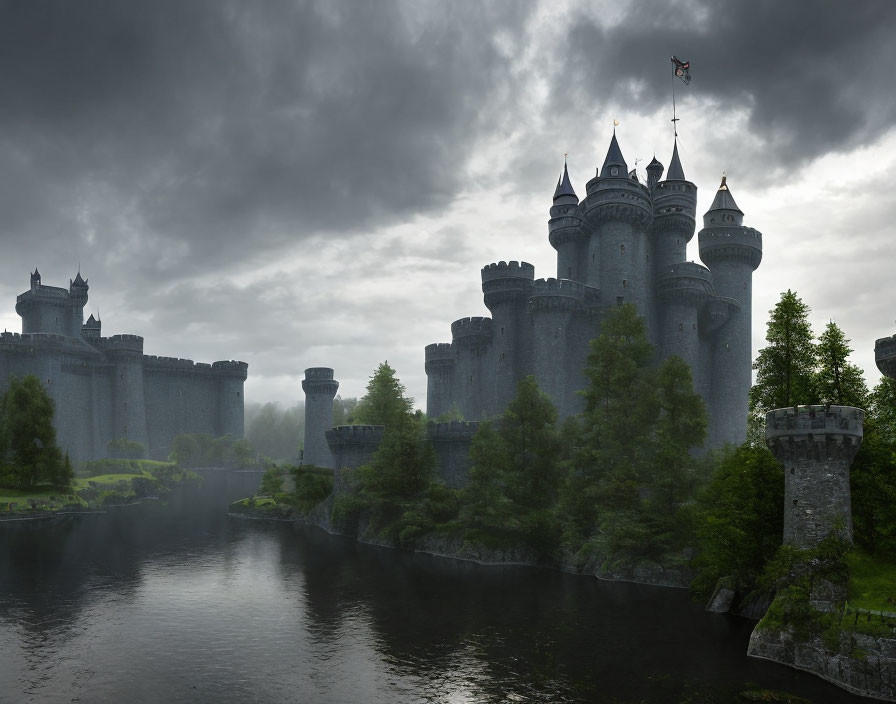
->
[766,405,863,548]
[104,335,149,448]
[699,178,762,448]
[302,367,338,468]
[424,343,454,419]
[214,361,248,438]
[481,261,534,417]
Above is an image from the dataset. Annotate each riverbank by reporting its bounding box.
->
[0,462,202,520]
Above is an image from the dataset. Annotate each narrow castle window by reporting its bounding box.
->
[622,280,627,288]
[567,267,572,277]
[792,499,798,506]
[620,244,625,254]
[236,392,240,398]
[678,323,682,331]
[743,282,747,289]
[616,296,624,306]
[500,326,504,336]
[693,323,697,330]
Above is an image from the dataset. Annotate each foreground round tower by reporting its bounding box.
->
[302,367,338,468]
[481,261,534,418]
[766,405,863,548]
[699,177,762,447]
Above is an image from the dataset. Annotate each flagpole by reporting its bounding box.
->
[671,66,678,139]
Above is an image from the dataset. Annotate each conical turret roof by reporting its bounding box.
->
[553,162,578,202]
[599,132,628,178]
[708,176,743,213]
[646,156,663,172]
[72,271,87,286]
[666,141,686,181]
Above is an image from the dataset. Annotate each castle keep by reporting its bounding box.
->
[0,269,247,462]
[425,133,763,448]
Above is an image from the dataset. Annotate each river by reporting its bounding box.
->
[0,471,867,703]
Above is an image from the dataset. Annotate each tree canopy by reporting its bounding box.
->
[0,375,72,489]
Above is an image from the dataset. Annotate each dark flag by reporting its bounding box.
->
[671,56,691,85]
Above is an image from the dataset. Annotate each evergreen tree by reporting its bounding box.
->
[750,290,817,415]
[0,375,66,489]
[689,445,784,598]
[650,356,707,515]
[850,376,896,556]
[461,421,514,532]
[353,362,414,429]
[814,321,868,408]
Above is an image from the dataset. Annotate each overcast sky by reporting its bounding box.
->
[1,0,894,410]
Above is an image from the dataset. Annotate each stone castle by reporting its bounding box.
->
[0,269,247,462]
[425,133,763,449]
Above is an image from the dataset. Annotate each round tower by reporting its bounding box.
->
[424,343,455,419]
[16,269,72,335]
[651,142,697,269]
[656,262,713,397]
[874,334,896,380]
[213,361,248,439]
[481,261,535,417]
[766,405,863,548]
[302,367,339,468]
[528,278,585,418]
[581,132,653,329]
[698,177,763,448]
[548,162,586,281]
[105,335,148,450]
[450,317,493,420]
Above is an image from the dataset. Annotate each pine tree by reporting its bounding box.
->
[814,321,868,408]
[750,290,817,414]
[0,375,65,489]
[353,361,414,429]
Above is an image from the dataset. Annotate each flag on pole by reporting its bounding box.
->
[671,56,691,84]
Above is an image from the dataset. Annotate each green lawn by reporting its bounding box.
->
[73,473,144,489]
[847,550,896,613]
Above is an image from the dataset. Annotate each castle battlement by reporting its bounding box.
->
[766,405,864,442]
[212,360,248,379]
[530,277,585,300]
[427,420,480,440]
[304,367,334,381]
[699,226,763,269]
[451,316,492,340]
[767,405,864,549]
[326,424,385,445]
[481,260,535,283]
[656,263,714,304]
[874,334,896,378]
[424,343,454,363]
[16,286,69,303]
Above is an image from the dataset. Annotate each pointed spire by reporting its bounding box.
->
[666,141,685,181]
[600,132,628,178]
[708,175,743,214]
[72,271,86,286]
[553,161,578,203]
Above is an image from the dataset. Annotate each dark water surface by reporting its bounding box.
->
[0,472,866,703]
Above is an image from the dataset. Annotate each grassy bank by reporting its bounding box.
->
[1,461,201,515]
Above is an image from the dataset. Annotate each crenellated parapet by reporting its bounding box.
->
[528,278,585,313]
[874,334,896,379]
[211,360,249,380]
[451,316,493,347]
[766,405,864,548]
[656,262,714,305]
[581,188,653,229]
[424,342,454,373]
[698,225,763,269]
[652,180,697,236]
[301,366,338,396]
[93,334,145,356]
[481,260,535,309]
[427,420,480,442]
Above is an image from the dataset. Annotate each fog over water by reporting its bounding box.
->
[0,473,865,703]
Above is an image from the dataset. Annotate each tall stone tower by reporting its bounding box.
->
[302,367,338,467]
[766,405,863,548]
[699,177,763,447]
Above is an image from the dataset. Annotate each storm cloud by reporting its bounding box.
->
[0,0,893,407]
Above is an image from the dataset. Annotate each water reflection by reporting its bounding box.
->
[0,472,864,703]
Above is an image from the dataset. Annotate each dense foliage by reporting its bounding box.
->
[170,433,256,469]
[0,375,73,489]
